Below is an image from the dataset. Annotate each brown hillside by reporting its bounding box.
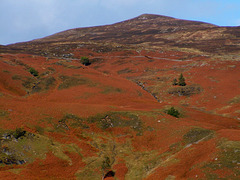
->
[6,14,240,57]
[0,14,239,179]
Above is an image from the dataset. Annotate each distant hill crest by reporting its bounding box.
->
[4,13,240,55]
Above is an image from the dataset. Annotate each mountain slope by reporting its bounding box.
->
[7,14,240,56]
[0,14,240,179]
[31,14,216,43]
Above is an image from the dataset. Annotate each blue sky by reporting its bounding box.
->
[0,0,240,45]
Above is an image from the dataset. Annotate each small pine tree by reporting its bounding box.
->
[178,73,186,86]
[172,78,178,86]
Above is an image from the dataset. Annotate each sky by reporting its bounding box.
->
[0,0,240,45]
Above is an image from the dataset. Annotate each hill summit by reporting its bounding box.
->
[7,13,240,56]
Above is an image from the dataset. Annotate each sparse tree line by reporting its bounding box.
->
[27,56,91,77]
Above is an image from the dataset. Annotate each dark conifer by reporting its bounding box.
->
[178,73,186,86]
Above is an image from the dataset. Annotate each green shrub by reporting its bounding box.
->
[166,107,180,118]
[12,128,26,139]
[80,57,91,66]
[29,67,39,77]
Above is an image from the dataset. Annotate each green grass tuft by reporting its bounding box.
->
[183,127,213,144]
[87,111,143,134]
[0,109,10,120]
[12,75,22,80]
[58,75,93,90]
[202,140,240,178]
[32,76,56,93]
[100,86,123,94]
[168,84,202,96]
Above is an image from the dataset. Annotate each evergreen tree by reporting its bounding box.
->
[178,73,186,86]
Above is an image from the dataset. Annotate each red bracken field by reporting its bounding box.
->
[0,14,239,179]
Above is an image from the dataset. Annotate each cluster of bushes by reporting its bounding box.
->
[168,84,202,96]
